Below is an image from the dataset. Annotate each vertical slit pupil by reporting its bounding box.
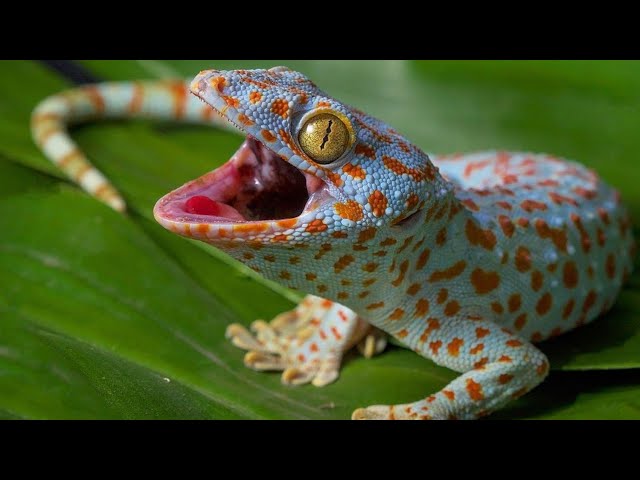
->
[320,120,333,150]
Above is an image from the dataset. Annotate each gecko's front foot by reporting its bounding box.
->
[226,295,383,387]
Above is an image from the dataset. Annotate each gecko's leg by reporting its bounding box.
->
[226,295,381,387]
[352,317,549,420]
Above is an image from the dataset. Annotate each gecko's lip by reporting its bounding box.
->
[153,136,334,241]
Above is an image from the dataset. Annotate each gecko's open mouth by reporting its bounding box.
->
[153,136,334,237]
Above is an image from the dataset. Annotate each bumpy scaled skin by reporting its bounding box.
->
[32,67,636,420]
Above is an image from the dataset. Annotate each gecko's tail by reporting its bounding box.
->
[30,80,229,212]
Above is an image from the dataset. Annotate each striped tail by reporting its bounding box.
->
[31,80,231,212]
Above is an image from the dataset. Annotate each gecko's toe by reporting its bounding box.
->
[244,351,285,371]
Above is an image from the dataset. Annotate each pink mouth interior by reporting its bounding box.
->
[156,137,331,224]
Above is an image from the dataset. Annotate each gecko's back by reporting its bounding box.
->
[432,151,635,341]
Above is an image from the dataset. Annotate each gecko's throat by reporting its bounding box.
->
[154,136,330,224]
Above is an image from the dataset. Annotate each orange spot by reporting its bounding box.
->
[506,339,523,348]
[416,299,430,317]
[334,200,364,221]
[362,262,379,273]
[606,254,616,279]
[406,193,420,210]
[316,100,331,108]
[436,228,447,245]
[389,308,404,321]
[516,217,530,227]
[462,199,480,211]
[358,227,377,243]
[598,208,611,225]
[476,327,490,339]
[498,355,512,363]
[531,331,543,342]
[249,91,262,104]
[333,255,355,273]
[465,220,497,251]
[470,343,484,355]
[491,302,504,314]
[470,268,500,294]
[508,294,522,313]
[305,219,328,233]
[548,191,578,206]
[332,231,348,239]
[563,261,579,288]
[368,190,388,217]
[279,270,291,280]
[443,390,455,401]
[297,353,306,363]
[514,313,527,331]
[597,228,606,247]
[261,129,276,142]
[582,290,597,313]
[83,85,105,115]
[196,224,210,235]
[407,283,421,296]
[498,374,514,385]
[535,219,568,252]
[428,260,467,282]
[363,278,377,287]
[330,327,343,341]
[337,292,349,300]
[536,293,552,316]
[420,317,440,342]
[391,260,409,287]
[562,299,576,320]
[515,246,532,272]
[354,143,376,159]
[521,199,548,212]
[276,218,298,229]
[342,163,366,180]
[429,340,442,355]
[209,76,226,93]
[310,342,319,353]
[366,302,385,310]
[536,361,549,376]
[574,187,597,199]
[270,98,289,118]
[380,238,397,247]
[465,378,484,401]
[444,300,461,316]
[396,329,409,339]
[531,270,543,292]
[416,248,431,270]
[221,95,239,108]
[436,289,448,304]
[496,201,512,210]
[474,357,489,369]
[447,337,464,356]
[498,215,515,238]
[272,234,289,242]
[128,82,144,114]
[305,273,317,281]
[570,214,591,253]
[382,155,433,181]
[237,113,254,126]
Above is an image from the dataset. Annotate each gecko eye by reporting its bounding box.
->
[297,111,354,164]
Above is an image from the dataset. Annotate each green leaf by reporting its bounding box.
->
[0,60,639,419]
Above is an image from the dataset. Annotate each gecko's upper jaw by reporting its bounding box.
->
[153,137,333,239]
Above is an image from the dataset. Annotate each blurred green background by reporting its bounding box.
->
[0,60,638,419]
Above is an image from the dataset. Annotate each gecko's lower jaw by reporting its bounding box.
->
[153,136,334,240]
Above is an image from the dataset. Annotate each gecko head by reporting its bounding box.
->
[154,67,441,301]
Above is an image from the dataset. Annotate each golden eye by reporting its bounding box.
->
[298,112,352,164]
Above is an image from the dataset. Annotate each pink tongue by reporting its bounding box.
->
[185,196,245,221]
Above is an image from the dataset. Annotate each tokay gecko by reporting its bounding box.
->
[31,66,636,419]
